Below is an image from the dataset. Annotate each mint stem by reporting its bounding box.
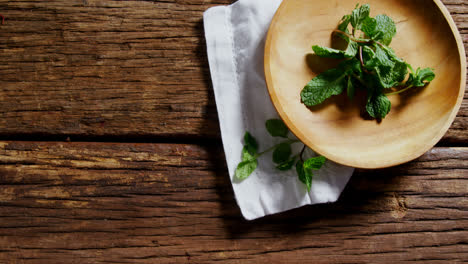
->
[385,84,414,95]
[299,145,307,162]
[358,46,372,74]
[254,139,300,159]
[333,30,385,48]
[333,30,370,44]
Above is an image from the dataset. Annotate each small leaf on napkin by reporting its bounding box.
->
[244,132,258,155]
[236,159,258,180]
[296,156,326,192]
[265,119,289,138]
[304,156,327,170]
[272,142,292,164]
[242,146,256,161]
[296,161,313,192]
[276,157,296,171]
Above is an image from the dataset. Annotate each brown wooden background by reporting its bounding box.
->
[0,0,466,263]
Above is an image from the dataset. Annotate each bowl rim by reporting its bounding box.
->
[264,0,467,169]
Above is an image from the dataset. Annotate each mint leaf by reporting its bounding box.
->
[351,4,370,29]
[383,46,405,63]
[301,58,361,106]
[338,14,351,33]
[407,67,435,87]
[302,4,435,121]
[296,161,312,192]
[244,132,258,154]
[374,60,407,89]
[301,68,347,106]
[312,41,357,59]
[373,15,396,45]
[361,17,377,37]
[265,119,289,138]
[304,156,327,170]
[366,93,391,119]
[276,157,296,171]
[365,44,394,70]
[312,45,347,59]
[344,41,359,58]
[242,146,255,161]
[388,60,408,84]
[362,15,396,45]
[375,15,396,45]
[363,44,407,89]
[273,143,292,164]
[235,160,258,180]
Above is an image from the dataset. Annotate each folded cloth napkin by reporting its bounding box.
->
[204,0,354,220]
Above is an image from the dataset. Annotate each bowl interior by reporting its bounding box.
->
[265,0,465,168]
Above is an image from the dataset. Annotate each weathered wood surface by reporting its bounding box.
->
[0,0,466,143]
[0,142,466,263]
[0,0,467,263]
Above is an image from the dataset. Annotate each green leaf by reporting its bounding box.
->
[344,40,359,58]
[312,45,346,59]
[362,44,408,89]
[361,15,396,45]
[383,46,405,63]
[374,60,407,89]
[361,17,377,37]
[235,159,258,180]
[365,44,394,70]
[371,15,396,45]
[351,4,370,29]
[265,119,289,138]
[301,58,361,106]
[389,60,408,84]
[301,68,347,106]
[362,45,375,63]
[243,132,258,154]
[338,14,351,33]
[296,161,312,192]
[276,157,296,171]
[366,93,392,119]
[304,156,327,170]
[272,143,292,164]
[241,146,256,162]
[407,67,435,87]
[312,41,357,59]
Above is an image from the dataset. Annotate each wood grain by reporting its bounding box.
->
[0,141,466,263]
[0,0,466,263]
[0,0,466,144]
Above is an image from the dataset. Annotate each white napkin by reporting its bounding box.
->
[204,0,354,220]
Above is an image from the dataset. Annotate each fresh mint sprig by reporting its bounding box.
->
[235,119,326,191]
[301,4,435,120]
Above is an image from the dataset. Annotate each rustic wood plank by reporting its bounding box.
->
[0,141,466,263]
[0,0,466,143]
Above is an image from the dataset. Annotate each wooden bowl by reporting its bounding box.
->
[265,0,466,169]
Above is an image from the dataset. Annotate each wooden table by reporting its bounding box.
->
[0,1,466,263]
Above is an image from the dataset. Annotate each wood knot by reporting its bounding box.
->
[391,193,407,219]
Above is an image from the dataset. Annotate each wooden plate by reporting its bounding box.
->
[264,0,466,169]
